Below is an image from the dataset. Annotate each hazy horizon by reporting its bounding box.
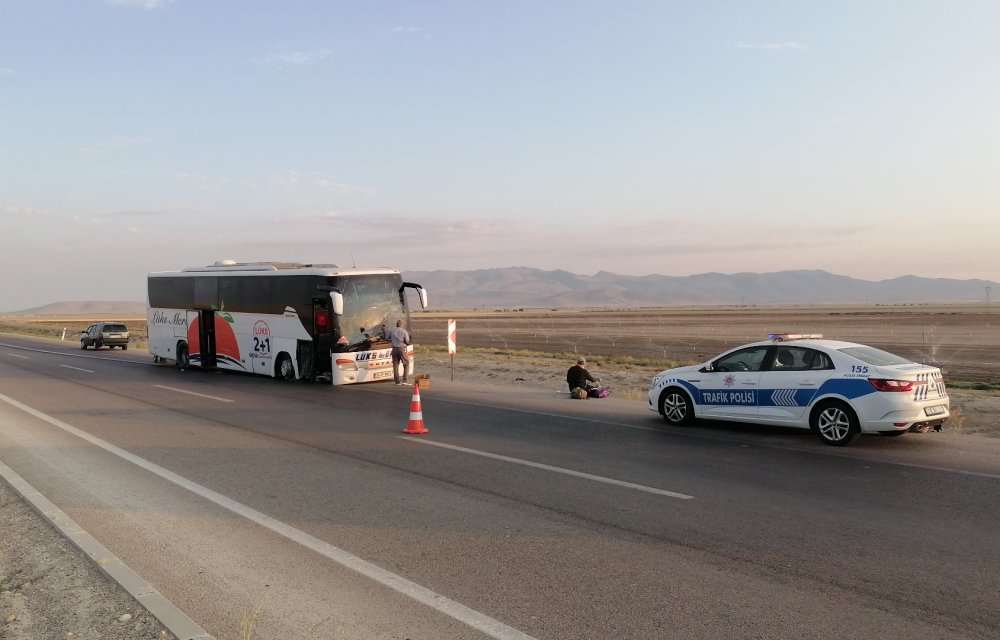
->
[3,1,998,309]
[4,266,997,316]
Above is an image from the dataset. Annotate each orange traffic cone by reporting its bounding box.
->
[402,383,429,434]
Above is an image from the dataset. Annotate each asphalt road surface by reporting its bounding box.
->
[1,335,998,640]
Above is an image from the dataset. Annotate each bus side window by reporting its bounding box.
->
[219,277,243,312]
[194,277,218,309]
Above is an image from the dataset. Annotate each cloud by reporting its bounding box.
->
[3,204,48,216]
[80,135,159,154]
[391,26,422,34]
[262,171,368,196]
[94,210,167,220]
[737,41,806,51]
[105,0,175,9]
[277,211,517,240]
[0,68,15,76]
[258,47,333,67]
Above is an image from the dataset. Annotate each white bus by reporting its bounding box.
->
[147,261,428,385]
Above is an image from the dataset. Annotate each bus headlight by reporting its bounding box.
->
[335,358,359,371]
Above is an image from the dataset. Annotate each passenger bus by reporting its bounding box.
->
[147,261,428,385]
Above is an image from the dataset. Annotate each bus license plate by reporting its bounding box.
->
[924,405,946,417]
[373,370,393,380]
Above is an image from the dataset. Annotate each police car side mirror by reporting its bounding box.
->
[700,364,714,373]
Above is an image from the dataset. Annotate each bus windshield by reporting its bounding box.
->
[336,274,406,350]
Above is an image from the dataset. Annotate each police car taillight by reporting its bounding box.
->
[868,378,927,392]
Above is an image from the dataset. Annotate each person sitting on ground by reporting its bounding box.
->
[567,357,601,399]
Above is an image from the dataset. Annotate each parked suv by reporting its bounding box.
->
[80,322,130,350]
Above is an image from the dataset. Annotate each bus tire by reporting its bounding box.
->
[176,342,189,371]
[275,354,295,381]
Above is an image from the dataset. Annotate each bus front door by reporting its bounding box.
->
[199,309,217,369]
[187,309,217,369]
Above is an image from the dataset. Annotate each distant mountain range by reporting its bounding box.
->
[4,269,996,315]
[403,268,998,309]
[2,301,148,317]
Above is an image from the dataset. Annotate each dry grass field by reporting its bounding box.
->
[410,305,1000,385]
[0,316,148,346]
[3,305,998,384]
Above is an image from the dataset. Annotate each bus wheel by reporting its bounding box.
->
[176,342,189,371]
[275,354,295,381]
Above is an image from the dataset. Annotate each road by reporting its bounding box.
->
[1,334,998,640]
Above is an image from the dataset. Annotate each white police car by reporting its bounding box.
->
[647,334,949,446]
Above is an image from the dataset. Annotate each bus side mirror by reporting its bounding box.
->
[329,291,344,316]
[401,282,428,309]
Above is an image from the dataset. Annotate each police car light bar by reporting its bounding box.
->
[768,333,823,341]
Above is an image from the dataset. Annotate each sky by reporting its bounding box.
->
[2,0,998,310]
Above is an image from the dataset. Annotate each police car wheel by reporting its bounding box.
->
[659,388,694,426]
[811,400,860,446]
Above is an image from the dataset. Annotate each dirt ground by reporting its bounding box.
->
[414,350,1000,437]
[410,305,1000,383]
[0,481,175,640]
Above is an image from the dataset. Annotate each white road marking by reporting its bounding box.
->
[153,384,234,403]
[400,436,695,500]
[0,392,538,640]
[7,353,29,359]
[60,364,94,373]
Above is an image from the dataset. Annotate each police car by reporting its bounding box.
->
[647,334,949,446]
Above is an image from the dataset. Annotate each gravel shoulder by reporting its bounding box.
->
[0,479,175,640]
[2,348,997,640]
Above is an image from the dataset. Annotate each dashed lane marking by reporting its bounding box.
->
[400,436,695,500]
[152,384,234,403]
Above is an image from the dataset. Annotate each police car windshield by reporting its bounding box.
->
[838,346,911,366]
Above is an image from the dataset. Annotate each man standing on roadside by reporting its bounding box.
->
[390,319,411,385]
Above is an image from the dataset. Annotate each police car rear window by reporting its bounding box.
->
[838,346,911,366]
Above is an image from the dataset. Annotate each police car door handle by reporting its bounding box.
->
[741,381,756,386]
[799,381,817,386]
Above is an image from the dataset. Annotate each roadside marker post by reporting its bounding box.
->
[447,319,457,381]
